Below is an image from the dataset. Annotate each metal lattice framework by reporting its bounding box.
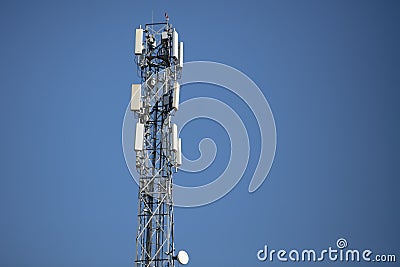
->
[132,19,183,267]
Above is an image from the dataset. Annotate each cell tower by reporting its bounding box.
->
[131,15,188,267]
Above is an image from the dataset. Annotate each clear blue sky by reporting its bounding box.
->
[0,0,399,266]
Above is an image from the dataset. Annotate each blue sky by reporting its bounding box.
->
[0,0,399,266]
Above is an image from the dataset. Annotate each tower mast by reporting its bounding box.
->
[131,16,187,267]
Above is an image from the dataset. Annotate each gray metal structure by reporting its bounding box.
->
[131,17,184,267]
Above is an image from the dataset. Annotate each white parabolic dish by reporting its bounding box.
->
[177,250,189,265]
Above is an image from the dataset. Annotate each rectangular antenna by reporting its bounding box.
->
[172,30,179,59]
[177,138,182,166]
[179,42,184,68]
[135,28,143,55]
[130,84,142,111]
[173,82,180,110]
[171,124,178,151]
[134,123,144,151]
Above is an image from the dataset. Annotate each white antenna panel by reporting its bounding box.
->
[134,122,144,151]
[130,84,142,111]
[177,138,182,167]
[135,28,143,55]
[179,42,184,68]
[172,30,179,59]
[172,82,180,110]
[171,124,178,151]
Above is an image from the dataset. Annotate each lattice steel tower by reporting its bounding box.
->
[130,16,188,267]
